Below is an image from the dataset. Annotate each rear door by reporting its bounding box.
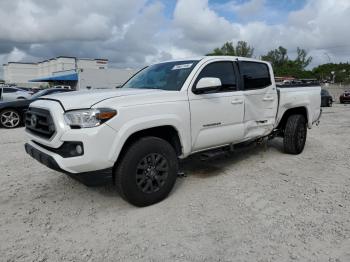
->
[188,60,245,152]
[238,61,278,139]
[2,88,17,101]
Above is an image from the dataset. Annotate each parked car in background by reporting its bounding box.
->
[17,87,35,95]
[0,88,73,128]
[321,89,333,107]
[18,87,41,95]
[340,90,350,104]
[0,87,32,102]
[52,85,73,90]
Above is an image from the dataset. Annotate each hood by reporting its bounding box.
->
[40,88,164,110]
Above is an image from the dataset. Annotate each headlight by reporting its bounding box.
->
[64,108,117,128]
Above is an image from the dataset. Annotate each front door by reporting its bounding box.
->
[188,61,245,152]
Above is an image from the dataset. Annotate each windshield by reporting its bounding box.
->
[122,60,199,91]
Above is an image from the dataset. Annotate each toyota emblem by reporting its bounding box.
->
[30,115,38,127]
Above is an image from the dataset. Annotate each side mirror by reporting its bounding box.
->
[195,77,222,93]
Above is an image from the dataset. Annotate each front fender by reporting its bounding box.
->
[106,114,190,163]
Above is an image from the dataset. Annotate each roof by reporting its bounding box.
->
[152,56,267,66]
[29,73,78,82]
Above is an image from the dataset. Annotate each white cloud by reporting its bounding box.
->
[0,0,146,43]
[0,0,350,77]
[6,48,27,62]
[172,0,350,67]
[0,0,168,69]
[216,0,266,19]
[172,0,240,54]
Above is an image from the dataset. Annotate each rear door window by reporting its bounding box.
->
[239,62,271,90]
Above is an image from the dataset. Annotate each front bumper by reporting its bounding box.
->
[25,143,113,186]
[25,100,120,174]
[25,123,118,174]
[25,143,65,173]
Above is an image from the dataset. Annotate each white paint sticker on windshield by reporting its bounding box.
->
[172,63,193,70]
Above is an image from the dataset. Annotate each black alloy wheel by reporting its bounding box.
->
[136,153,169,194]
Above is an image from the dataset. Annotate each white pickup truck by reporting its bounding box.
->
[25,56,321,206]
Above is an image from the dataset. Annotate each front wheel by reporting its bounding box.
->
[283,114,307,154]
[114,137,178,207]
[0,109,21,128]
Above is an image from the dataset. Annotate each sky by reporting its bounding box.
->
[1,0,350,78]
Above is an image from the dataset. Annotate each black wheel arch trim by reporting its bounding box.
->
[276,106,309,131]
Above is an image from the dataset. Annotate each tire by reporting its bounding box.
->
[283,114,307,155]
[328,99,332,107]
[0,109,22,128]
[114,136,179,207]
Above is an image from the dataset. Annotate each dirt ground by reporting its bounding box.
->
[1,104,349,262]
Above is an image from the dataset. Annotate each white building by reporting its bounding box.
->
[3,56,137,90]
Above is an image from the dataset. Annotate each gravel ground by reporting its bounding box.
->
[1,104,350,262]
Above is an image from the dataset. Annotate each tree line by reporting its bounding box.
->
[207,41,350,83]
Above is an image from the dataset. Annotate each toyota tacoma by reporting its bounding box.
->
[25,56,322,206]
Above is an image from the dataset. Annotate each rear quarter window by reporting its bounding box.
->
[240,62,271,90]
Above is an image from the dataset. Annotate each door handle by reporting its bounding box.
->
[231,99,243,104]
[263,96,274,101]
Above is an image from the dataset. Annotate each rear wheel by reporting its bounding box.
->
[0,109,21,128]
[114,137,178,207]
[283,114,307,154]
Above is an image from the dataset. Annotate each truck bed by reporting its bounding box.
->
[276,85,321,128]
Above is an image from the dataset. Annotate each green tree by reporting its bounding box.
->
[261,46,313,78]
[207,41,254,58]
[208,42,236,56]
[295,47,312,69]
[312,63,350,83]
[261,46,288,68]
[235,41,254,57]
